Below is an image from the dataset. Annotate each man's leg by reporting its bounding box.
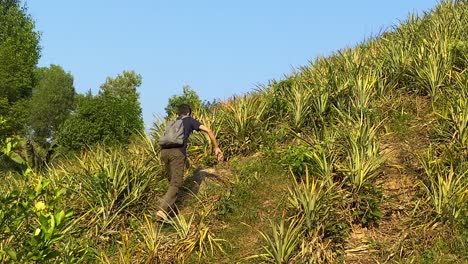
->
[159,149,185,215]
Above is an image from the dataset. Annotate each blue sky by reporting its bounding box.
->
[25,0,439,128]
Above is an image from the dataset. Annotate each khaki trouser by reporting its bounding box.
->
[159,148,186,213]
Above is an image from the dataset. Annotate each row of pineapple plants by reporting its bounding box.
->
[244,0,467,262]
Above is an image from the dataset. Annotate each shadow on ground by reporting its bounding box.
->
[175,168,225,208]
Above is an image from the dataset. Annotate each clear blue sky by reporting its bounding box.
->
[25,0,439,128]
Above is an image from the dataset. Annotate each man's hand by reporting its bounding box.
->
[214,147,223,162]
[199,124,223,162]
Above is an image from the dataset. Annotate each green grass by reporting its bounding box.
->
[195,157,290,263]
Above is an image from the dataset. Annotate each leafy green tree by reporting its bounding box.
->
[0,1,40,134]
[56,71,144,150]
[0,2,40,103]
[165,85,202,117]
[99,70,142,99]
[0,0,19,8]
[98,70,144,138]
[28,65,75,146]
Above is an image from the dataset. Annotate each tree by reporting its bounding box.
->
[164,85,202,117]
[99,70,142,99]
[56,71,144,150]
[0,1,40,134]
[98,70,144,139]
[0,0,20,8]
[28,65,75,146]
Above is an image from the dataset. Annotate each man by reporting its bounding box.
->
[156,104,223,221]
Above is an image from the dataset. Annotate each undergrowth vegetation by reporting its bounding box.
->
[1,0,467,263]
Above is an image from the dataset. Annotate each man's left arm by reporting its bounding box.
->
[199,124,223,161]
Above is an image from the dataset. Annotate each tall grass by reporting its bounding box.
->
[168,204,226,261]
[379,36,414,91]
[288,168,339,235]
[412,35,452,100]
[337,111,386,193]
[282,79,314,131]
[419,146,468,221]
[249,216,304,263]
[299,59,336,125]
[218,93,269,156]
[434,72,468,150]
[57,145,160,234]
[305,146,336,186]
[138,215,165,263]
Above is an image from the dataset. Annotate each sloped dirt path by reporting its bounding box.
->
[175,158,290,263]
[345,100,432,263]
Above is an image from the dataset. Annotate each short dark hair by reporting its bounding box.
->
[177,104,192,116]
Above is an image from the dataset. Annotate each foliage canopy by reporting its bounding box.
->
[56,70,144,150]
[165,85,202,117]
[0,1,40,134]
[28,65,75,146]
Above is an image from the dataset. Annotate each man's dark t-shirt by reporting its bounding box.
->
[178,116,201,156]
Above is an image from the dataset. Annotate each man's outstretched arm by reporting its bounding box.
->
[199,124,223,161]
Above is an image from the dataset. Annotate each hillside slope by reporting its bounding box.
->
[1,1,466,263]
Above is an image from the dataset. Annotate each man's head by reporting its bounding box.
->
[177,104,192,116]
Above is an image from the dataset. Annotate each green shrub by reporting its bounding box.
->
[0,172,82,262]
[280,145,313,177]
[350,184,383,227]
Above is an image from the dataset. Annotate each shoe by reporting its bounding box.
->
[156,210,168,222]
